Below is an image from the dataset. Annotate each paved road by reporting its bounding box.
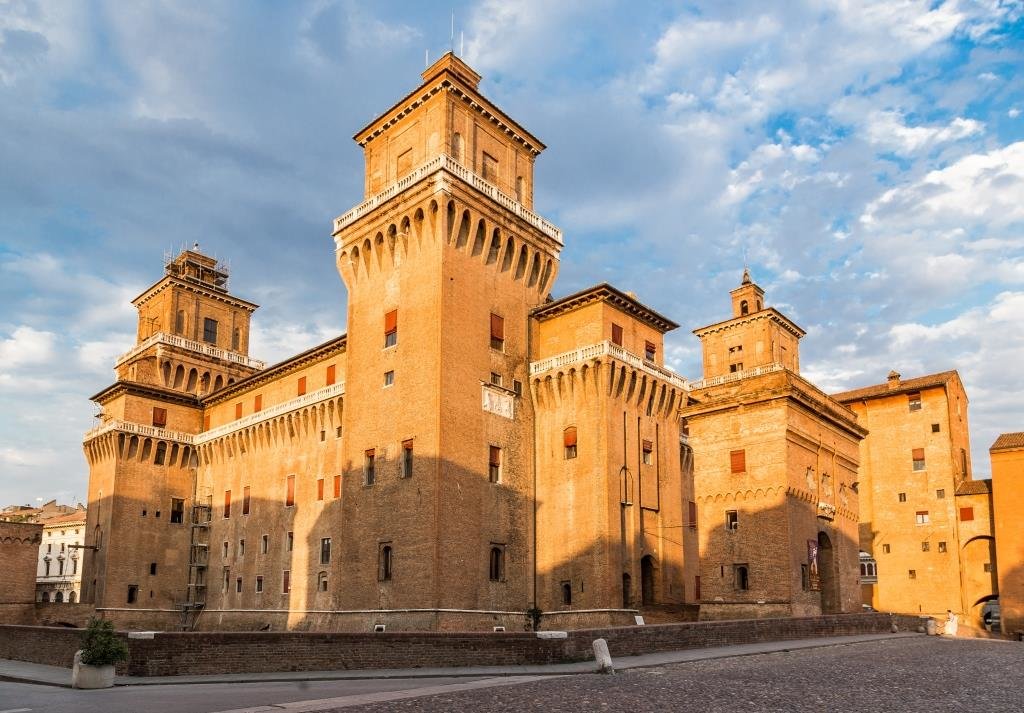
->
[332,637,1023,713]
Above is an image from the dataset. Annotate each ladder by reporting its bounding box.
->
[180,494,211,630]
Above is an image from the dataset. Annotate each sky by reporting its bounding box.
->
[1,0,1022,506]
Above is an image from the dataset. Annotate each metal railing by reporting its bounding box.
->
[115,332,266,370]
[529,341,689,391]
[332,153,563,244]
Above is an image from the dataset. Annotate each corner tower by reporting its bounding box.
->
[331,54,562,627]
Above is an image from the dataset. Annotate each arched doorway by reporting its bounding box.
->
[54,591,64,603]
[818,531,839,614]
[622,573,632,608]
[641,555,656,605]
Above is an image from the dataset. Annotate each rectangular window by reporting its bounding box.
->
[239,486,250,516]
[938,541,947,553]
[611,323,623,346]
[644,341,656,362]
[175,310,185,334]
[333,474,341,498]
[402,440,414,478]
[882,543,891,554]
[908,569,917,579]
[365,449,376,485]
[725,510,739,530]
[936,489,945,499]
[642,439,653,465]
[170,498,184,524]
[688,501,698,528]
[908,392,922,411]
[383,370,394,387]
[694,575,701,601]
[239,539,245,556]
[152,407,167,428]
[490,313,504,351]
[489,445,502,483]
[912,448,926,471]
[960,506,975,522]
[235,577,242,594]
[127,585,139,603]
[513,380,522,397]
[921,541,930,552]
[282,570,290,594]
[378,543,393,581]
[931,423,940,433]
[801,564,810,591]
[317,478,324,501]
[224,490,231,519]
[261,534,268,554]
[254,394,262,412]
[150,562,157,576]
[984,563,993,573]
[235,403,243,419]
[916,511,929,525]
[297,376,307,396]
[730,449,746,474]
[490,372,503,387]
[223,541,229,558]
[733,564,750,590]
[320,537,332,565]
[564,427,577,460]
[898,492,907,502]
[384,309,398,347]
[482,152,498,182]
[203,318,218,344]
[286,475,295,507]
[255,576,263,593]
[326,364,336,385]
[287,531,293,552]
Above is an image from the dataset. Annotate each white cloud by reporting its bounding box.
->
[863,111,983,155]
[0,325,56,367]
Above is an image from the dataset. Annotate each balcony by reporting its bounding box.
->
[115,332,266,370]
[83,418,196,445]
[332,153,563,245]
[530,341,689,391]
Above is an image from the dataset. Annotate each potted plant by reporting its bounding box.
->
[72,618,128,689]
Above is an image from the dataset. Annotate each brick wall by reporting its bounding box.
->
[0,613,920,677]
[0,522,42,624]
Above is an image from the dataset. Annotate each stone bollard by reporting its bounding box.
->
[592,638,614,674]
[925,618,937,636]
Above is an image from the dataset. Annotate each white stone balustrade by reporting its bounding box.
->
[115,332,266,370]
[529,341,689,391]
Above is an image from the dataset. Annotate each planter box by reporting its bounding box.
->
[72,650,115,689]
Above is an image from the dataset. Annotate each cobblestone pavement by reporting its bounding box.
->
[337,637,1024,713]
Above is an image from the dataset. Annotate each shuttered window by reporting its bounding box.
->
[642,439,653,465]
[333,474,341,498]
[317,478,324,501]
[564,427,577,459]
[326,364,336,385]
[297,376,307,396]
[644,341,656,361]
[224,490,231,519]
[489,446,502,482]
[611,323,623,346]
[384,310,398,347]
[960,507,974,522]
[730,449,746,473]
[235,403,243,419]
[285,475,295,507]
[490,313,505,351]
[254,394,262,411]
[912,448,926,471]
[152,407,167,428]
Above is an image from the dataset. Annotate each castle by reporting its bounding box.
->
[80,54,1005,633]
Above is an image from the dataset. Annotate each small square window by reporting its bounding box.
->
[938,541,947,553]
[384,370,394,387]
[908,569,917,579]
[513,380,523,397]
[915,511,929,525]
[983,563,993,573]
[936,489,945,499]
[908,392,922,411]
[882,544,891,554]
[921,541,930,552]
[490,372,503,387]
[725,510,739,530]
[960,506,974,522]
[898,492,907,502]
[931,423,940,433]
[642,440,653,465]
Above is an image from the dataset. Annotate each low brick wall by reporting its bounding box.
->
[0,613,921,677]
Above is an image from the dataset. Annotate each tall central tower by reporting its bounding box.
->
[331,54,563,627]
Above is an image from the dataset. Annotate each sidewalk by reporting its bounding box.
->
[0,632,920,688]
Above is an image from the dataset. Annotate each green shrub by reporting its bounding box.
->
[79,618,128,666]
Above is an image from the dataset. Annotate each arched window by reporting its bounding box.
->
[564,427,577,459]
[561,581,572,605]
[379,545,393,581]
[489,547,504,582]
[41,592,50,602]
[740,300,749,316]
[54,591,64,603]
[69,591,77,604]
[154,442,167,466]
[734,565,749,590]
[317,571,328,592]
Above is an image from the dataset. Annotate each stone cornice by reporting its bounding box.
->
[531,283,679,333]
[89,380,202,408]
[692,307,806,340]
[132,276,259,312]
[201,334,347,405]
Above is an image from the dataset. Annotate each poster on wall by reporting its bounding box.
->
[807,539,821,591]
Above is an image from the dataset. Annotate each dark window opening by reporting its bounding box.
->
[726,510,739,530]
[127,585,139,604]
[365,449,376,485]
[644,341,656,362]
[490,313,505,351]
[489,446,501,483]
[202,318,218,344]
[402,440,414,478]
[320,537,331,565]
[489,547,504,582]
[243,486,251,515]
[379,544,393,581]
[561,581,572,605]
[734,564,749,590]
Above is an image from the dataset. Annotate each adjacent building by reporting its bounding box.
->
[834,370,997,625]
[991,432,1024,636]
[0,522,43,624]
[36,511,88,604]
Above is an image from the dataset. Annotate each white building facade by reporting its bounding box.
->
[36,511,86,603]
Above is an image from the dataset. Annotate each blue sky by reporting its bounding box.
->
[1,1,1022,506]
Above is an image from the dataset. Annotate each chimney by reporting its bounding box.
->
[887,370,901,388]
